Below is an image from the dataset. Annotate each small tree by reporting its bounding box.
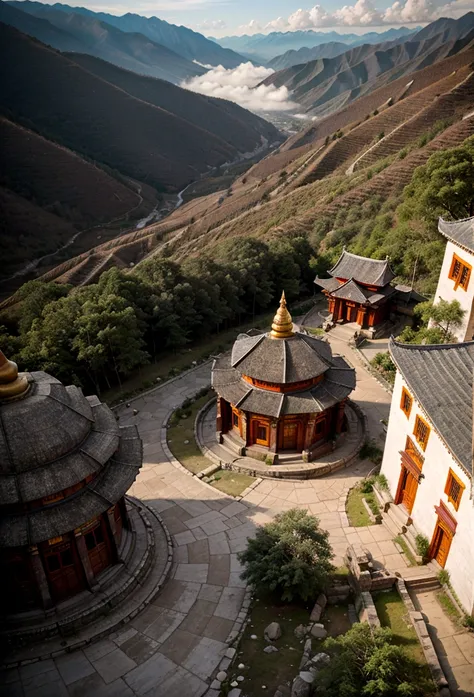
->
[237,508,334,602]
[415,298,465,342]
[315,623,435,697]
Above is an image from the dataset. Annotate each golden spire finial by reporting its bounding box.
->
[270,291,294,339]
[0,350,28,399]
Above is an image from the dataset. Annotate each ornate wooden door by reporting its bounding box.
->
[43,539,84,602]
[85,521,111,577]
[396,467,418,514]
[430,523,452,568]
[282,422,298,450]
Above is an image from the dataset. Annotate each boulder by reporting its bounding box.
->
[264,622,282,641]
[264,645,279,653]
[310,604,322,623]
[311,652,330,669]
[310,623,328,639]
[216,671,227,682]
[294,624,306,639]
[291,676,311,697]
[299,671,314,684]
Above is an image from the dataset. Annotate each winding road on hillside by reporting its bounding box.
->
[2,332,473,697]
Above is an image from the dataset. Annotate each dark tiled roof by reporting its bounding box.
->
[213,334,355,418]
[389,338,474,474]
[331,279,369,304]
[314,277,340,293]
[231,332,333,384]
[0,372,142,547]
[328,249,396,286]
[438,216,474,254]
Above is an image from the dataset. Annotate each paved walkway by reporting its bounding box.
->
[2,333,473,697]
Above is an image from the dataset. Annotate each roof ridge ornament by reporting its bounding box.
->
[270,291,295,339]
[0,350,29,399]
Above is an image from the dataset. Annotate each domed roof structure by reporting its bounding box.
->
[213,294,355,418]
[0,350,143,621]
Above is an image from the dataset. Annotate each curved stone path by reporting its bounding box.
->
[2,337,473,697]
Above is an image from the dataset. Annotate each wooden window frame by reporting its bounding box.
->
[413,414,430,451]
[400,387,413,419]
[444,469,465,511]
[448,253,472,291]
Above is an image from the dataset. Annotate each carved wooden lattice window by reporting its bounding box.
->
[413,414,430,451]
[449,253,471,291]
[444,469,465,511]
[400,387,412,418]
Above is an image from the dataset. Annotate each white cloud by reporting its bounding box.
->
[236,18,262,35]
[181,62,298,112]
[260,0,474,29]
[196,18,226,31]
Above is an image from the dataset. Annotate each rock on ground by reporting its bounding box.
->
[264,621,282,641]
[310,623,328,639]
[294,624,306,639]
[291,675,311,697]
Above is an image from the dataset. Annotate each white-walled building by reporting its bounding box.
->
[433,217,474,341]
[380,338,474,614]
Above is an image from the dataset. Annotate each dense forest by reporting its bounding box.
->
[2,138,473,395]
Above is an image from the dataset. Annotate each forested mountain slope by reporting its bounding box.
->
[4,1,205,83]
[0,23,281,194]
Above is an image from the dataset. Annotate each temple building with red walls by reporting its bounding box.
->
[315,248,422,336]
[212,293,355,464]
[0,350,143,638]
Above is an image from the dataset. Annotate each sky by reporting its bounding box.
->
[31,0,474,36]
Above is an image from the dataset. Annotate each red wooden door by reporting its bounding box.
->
[431,524,452,568]
[85,521,111,577]
[282,422,298,450]
[396,467,419,514]
[43,540,84,602]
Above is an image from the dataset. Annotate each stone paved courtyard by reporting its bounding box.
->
[1,333,473,697]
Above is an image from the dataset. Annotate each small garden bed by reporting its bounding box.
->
[374,589,426,664]
[167,392,255,497]
[346,482,380,527]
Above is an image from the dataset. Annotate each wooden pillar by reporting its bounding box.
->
[75,533,98,589]
[103,511,119,564]
[29,546,53,610]
[304,417,315,450]
[241,411,248,446]
[335,400,346,435]
[269,420,278,453]
[358,306,367,328]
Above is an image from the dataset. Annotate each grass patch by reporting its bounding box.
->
[167,392,213,474]
[374,590,425,665]
[436,589,463,624]
[393,535,417,567]
[210,470,255,497]
[232,597,350,696]
[359,440,383,465]
[167,393,256,495]
[346,485,379,527]
[306,327,325,336]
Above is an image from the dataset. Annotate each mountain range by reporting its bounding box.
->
[9,1,247,68]
[262,13,474,116]
[215,27,417,62]
[0,21,281,281]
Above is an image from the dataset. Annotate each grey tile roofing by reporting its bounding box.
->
[438,216,474,254]
[328,249,396,287]
[213,331,355,417]
[389,338,474,474]
[0,371,142,547]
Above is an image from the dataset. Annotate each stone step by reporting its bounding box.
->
[405,575,440,592]
[385,502,411,530]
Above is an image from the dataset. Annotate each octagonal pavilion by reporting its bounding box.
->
[212,293,356,464]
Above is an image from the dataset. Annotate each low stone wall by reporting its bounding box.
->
[355,591,381,629]
[397,579,451,697]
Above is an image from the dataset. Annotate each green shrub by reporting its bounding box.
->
[238,508,334,602]
[437,569,450,586]
[360,476,375,494]
[462,614,474,629]
[359,440,383,465]
[377,131,385,141]
[315,622,434,696]
[375,473,389,491]
[415,534,430,559]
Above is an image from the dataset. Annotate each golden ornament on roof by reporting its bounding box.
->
[0,350,28,399]
[270,291,295,339]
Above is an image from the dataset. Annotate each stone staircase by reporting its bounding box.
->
[328,322,360,343]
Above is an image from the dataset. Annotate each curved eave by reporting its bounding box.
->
[438,216,474,255]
